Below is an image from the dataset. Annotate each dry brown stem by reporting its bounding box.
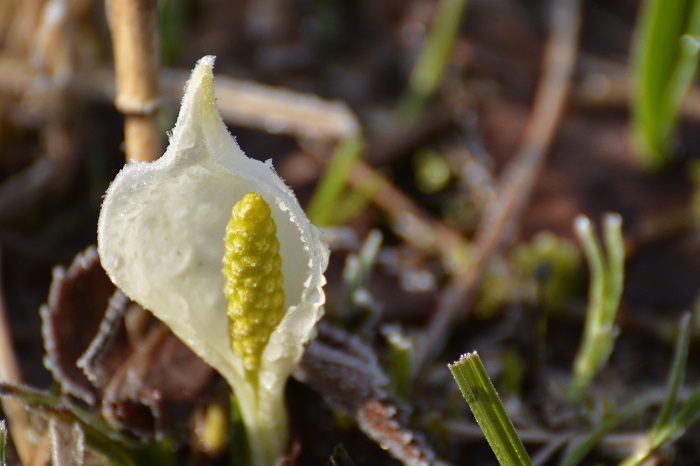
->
[106,0,161,162]
[417,0,584,369]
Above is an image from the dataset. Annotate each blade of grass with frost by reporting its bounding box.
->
[341,230,382,329]
[449,352,532,466]
[631,0,700,169]
[568,214,623,402]
[307,135,364,226]
[342,229,382,304]
[619,312,691,466]
[98,56,329,466]
[381,324,415,399]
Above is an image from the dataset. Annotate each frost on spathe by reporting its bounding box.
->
[97,56,329,397]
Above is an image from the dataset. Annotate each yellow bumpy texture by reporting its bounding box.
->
[223,192,285,371]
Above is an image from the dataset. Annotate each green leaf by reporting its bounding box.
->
[449,352,532,466]
[631,0,700,169]
[619,313,692,466]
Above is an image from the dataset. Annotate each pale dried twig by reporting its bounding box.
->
[0,57,360,142]
[105,0,161,162]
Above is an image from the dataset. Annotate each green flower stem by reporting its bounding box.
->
[228,371,287,466]
[449,352,532,466]
[243,383,288,466]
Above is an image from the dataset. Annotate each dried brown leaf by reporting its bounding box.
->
[293,322,387,410]
[41,246,115,404]
[77,290,131,388]
[294,323,443,466]
[41,246,215,440]
[94,310,214,439]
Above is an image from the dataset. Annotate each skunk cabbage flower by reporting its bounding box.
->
[97,56,329,465]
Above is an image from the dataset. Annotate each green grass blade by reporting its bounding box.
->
[340,230,383,330]
[558,395,654,466]
[449,352,532,466]
[0,420,5,466]
[307,135,364,226]
[399,0,469,119]
[380,324,416,399]
[631,0,700,169]
[652,312,691,435]
[619,312,692,466]
[651,383,700,448]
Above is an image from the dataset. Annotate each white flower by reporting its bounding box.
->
[97,56,329,465]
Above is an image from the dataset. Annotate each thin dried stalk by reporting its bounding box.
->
[0,253,32,465]
[106,0,161,162]
[0,56,359,141]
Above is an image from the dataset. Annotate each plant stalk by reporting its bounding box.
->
[106,0,162,162]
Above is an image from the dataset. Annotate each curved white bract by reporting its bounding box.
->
[97,56,329,465]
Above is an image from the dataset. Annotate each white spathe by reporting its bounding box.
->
[97,56,329,464]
